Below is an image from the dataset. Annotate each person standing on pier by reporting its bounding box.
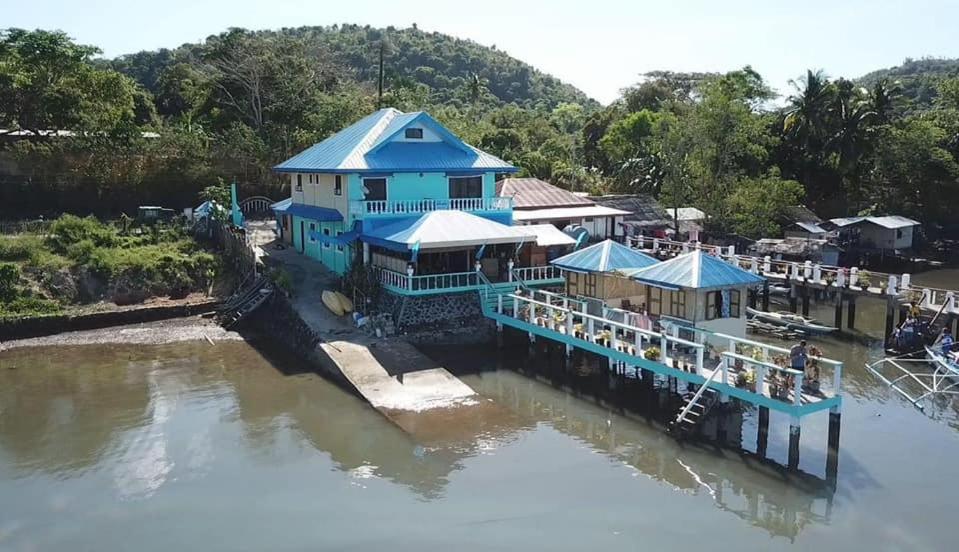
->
[790,340,808,372]
[939,327,955,357]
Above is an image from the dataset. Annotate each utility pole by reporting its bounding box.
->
[377,41,385,109]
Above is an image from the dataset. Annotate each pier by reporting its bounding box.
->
[480,285,845,475]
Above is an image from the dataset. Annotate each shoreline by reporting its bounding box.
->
[0,316,243,351]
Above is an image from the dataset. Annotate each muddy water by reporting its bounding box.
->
[1,272,959,551]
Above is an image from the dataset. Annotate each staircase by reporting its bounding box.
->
[669,368,723,437]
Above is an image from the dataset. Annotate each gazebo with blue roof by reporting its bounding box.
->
[549,240,659,306]
[623,250,766,338]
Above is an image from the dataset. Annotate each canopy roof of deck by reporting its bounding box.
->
[621,250,765,291]
[360,210,536,251]
[549,239,658,273]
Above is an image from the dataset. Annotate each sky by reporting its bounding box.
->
[5,0,959,104]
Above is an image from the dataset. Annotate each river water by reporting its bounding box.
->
[1,270,958,551]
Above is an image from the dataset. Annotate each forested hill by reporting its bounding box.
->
[857,57,959,113]
[105,24,597,110]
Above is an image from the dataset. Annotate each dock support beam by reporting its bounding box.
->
[788,416,801,470]
[756,406,769,458]
[762,280,770,311]
[788,285,798,313]
[847,296,857,329]
[826,407,841,484]
[801,286,810,317]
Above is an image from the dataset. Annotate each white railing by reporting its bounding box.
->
[378,268,481,292]
[498,291,845,405]
[351,196,512,216]
[511,265,562,283]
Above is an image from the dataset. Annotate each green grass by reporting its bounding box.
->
[0,215,220,316]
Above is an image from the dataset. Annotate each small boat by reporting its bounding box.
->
[322,290,345,316]
[768,284,791,296]
[924,345,959,379]
[746,307,837,334]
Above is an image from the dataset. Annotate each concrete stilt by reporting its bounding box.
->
[826,408,841,484]
[762,280,770,311]
[884,300,895,348]
[748,288,757,309]
[847,296,857,329]
[789,285,798,313]
[801,286,810,317]
[834,296,843,329]
[757,406,769,458]
[788,416,801,470]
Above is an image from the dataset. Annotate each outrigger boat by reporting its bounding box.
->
[746,307,838,335]
[925,345,959,380]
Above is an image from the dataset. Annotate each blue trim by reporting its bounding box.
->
[282,203,343,222]
[273,167,518,175]
[360,234,410,252]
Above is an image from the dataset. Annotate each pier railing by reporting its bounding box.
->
[351,197,512,217]
[490,290,844,415]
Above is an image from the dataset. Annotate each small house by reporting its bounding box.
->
[781,205,829,240]
[497,178,630,240]
[590,194,672,238]
[666,207,706,242]
[550,239,659,312]
[749,238,842,266]
[829,215,920,253]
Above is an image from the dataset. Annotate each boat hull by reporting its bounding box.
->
[746,307,837,335]
[925,346,959,379]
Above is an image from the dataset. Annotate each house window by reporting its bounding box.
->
[405,128,423,139]
[583,273,597,297]
[649,287,662,316]
[308,222,316,242]
[334,175,342,196]
[729,290,741,318]
[896,229,903,239]
[309,174,314,184]
[449,176,483,199]
[706,291,719,320]
[670,290,686,319]
[583,217,594,223]
[296,174,303,192]
[323,228,331,248]
[336,230,344,251]
[363,178,387,201]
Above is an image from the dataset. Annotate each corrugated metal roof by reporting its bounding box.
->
[550,239,659,273]
[524,224,577,247]
[591,194,671,226]
[669,207,706,221]
[623,250,765,291]
[829,215,920,229]
[360,210,535,250]
[497,178,594,209]
[792,221,827,234]
[274,108,515,173]
[512,205,631,222]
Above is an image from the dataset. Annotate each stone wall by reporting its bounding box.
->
[378,290,494,345]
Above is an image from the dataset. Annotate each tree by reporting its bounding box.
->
[726,176,804,238]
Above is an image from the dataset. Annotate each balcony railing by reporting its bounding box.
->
[378,264,559,295]
[351,197,512,216]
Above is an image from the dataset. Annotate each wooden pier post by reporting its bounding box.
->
[757,406,769,458]
[847,296,857,329]
[788,416,801,470]
[826,406,841,484]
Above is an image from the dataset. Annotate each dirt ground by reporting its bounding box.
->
[0,316,242,351]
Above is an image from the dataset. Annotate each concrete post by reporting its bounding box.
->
[834,295,843,329]
[847,296,857,329]
[750,258,758,274]
[788,416,801,470]
[803,260,812,279]
[888,275,898,295]
[763,255,771,274]
[901,273,911,290]
[826,405,842,484]
[757,406,769,458]
[849,267,859,288]
[801,286,810,317]
[362,242,370,265]
[507,258,514,282]
[812,264,821,282]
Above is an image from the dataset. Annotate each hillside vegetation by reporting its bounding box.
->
[857,57,959,114]
[2,26,959,240]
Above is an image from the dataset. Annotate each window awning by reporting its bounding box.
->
[360,210,536,251]
[273,201,343,222]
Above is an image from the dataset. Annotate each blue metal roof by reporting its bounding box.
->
[274,202,343,222]
[274,108,516,174]
[270,198,292,211]
[549,239,659,273]
[623,250,765,290]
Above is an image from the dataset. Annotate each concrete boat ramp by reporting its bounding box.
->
[259,245,486,431]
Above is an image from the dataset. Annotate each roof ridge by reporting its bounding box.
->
[348,108,403,163]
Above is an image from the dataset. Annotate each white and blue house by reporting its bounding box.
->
[272,108,565,294]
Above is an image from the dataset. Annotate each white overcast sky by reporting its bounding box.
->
[6,0,959,104]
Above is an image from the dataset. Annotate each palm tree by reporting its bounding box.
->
[783,69,833,145]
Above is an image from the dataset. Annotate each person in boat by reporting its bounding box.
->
[909,301,922,320]
[790,340,808,372]
[939,327,955,357]
[898,315,917,349]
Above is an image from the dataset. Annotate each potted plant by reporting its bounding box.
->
[858,270,872,289]
[744,369,757,392]
[644,347,661,361]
